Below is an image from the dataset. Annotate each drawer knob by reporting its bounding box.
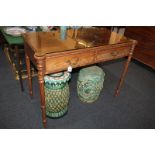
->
[67,66,72,72]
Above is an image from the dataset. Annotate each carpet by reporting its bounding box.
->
[0,47,155,129]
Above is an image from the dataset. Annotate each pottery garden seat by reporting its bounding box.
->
[77,66,105,103]
[44,72,71,118]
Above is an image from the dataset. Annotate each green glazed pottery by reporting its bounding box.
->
[44,72,71,118]
[77,66,105,103]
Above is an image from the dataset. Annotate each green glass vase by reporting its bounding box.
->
[44,72,71,118]
[77,66,105,103]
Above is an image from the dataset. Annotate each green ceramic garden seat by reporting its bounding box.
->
[44,72,71,118]
[77,66,105,103]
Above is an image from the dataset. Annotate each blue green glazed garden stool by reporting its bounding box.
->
[77,66,105,103]
[44,72,71,118]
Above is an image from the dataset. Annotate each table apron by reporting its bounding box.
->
[96,45,131,62]
[45,45,131,74]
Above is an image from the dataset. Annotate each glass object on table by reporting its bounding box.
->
[27,26,38,31]
[71,26,82,39]
[60,26,67,40]
[40,26,54,32]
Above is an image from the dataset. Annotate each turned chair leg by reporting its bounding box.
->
[15,45,24,92]
[25,52,33,97]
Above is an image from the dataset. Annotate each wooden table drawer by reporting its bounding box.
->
[96,46,131,62]
[46,51,95,73]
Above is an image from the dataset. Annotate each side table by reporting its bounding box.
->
[23,28,137,128]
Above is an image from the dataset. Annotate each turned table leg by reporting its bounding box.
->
[25,52,33,97]
[38,79,46,128]
[15,45,24,92]
[115,40,137,96]
[35,56,46,128]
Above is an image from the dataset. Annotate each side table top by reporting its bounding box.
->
[23,27,132,57]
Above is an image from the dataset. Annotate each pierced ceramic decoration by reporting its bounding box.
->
[44,72,71,118]
[77,66,105,103]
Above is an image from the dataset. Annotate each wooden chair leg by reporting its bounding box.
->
[15,45,24,92]
[25,52,33,97]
